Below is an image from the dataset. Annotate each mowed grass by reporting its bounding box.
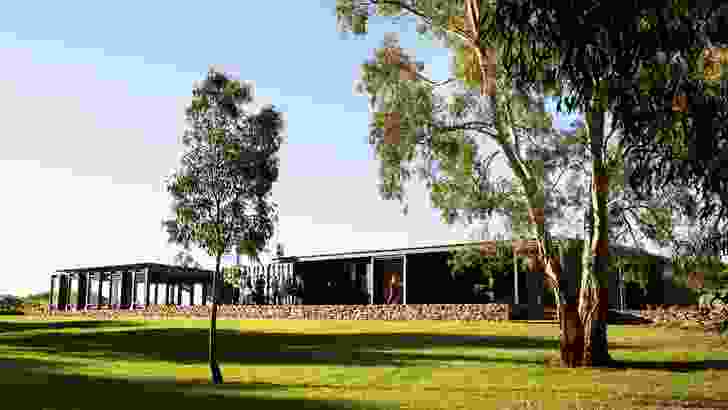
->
[1,317,727,410]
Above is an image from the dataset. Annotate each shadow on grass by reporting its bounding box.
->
[607,310,654,325]
[542,355,728,373]
[628,395,728,410]
[0,356,394,410]
[0,319,141,333]
[3,328,556,367]
[3,322,725,373]
[606,358,728,373]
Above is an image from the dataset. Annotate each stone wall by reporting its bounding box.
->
[27,303,510,321]
[18,303,728,335]
[627,304,728,334]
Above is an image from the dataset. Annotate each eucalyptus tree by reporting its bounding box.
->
[161,68,283,384]
[334,0,605,366]
[476,0,728,365]
[173,250,203,269]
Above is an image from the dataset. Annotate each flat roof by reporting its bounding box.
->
[272,238,672,264]
[54,262,215,279]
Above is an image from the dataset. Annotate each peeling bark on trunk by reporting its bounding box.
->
[581,287,611,366]
[533,224,585,368]
[209,257,223,384]
[559,290,584,367]
[578,108,612,367]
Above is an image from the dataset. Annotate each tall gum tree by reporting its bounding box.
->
[334,0,597,366]
[482,0,728,365]
[162,68,283,383]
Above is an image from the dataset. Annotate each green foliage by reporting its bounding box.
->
[608,254,653,291]
[173,251,202,269]
[22,292,50,305]
[672,255,728,291]
[161,67,282,269]
[0,295,23,311]
[355,27,577,240]
[452,43,481,91]
[222,265,242,289]
[447,240,528,291]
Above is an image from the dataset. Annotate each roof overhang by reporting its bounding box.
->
[53,263,215,280]
[272,237,673,264]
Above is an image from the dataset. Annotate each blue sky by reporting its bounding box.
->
[0,1,586,296]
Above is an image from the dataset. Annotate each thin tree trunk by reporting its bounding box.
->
[209,256,223,384]
[579,108,612,366]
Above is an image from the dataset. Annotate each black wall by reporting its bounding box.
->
[406,252,478,304]
[298,259,370,305]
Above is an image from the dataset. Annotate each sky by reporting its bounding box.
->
[1,1,597,297]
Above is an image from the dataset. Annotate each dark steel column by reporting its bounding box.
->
[144,268,151,307]
[97,272,103,308]
[58,275,68,311]
[78,273,87,310]
[108,273,114,307]
[402,255,407,305]
[49,275,56,311]
[120,271,129,308]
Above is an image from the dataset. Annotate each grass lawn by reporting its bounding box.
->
[1,316,727,409]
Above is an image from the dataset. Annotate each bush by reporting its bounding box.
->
[0,294,23,310]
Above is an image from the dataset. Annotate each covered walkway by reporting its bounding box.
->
[49,263,234,311]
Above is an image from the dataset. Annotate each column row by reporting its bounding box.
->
[49,269,218,311]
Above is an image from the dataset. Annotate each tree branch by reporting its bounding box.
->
[624,207,645,250]
[371,0,476,47]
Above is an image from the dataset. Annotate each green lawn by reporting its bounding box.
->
[1,317,727,409]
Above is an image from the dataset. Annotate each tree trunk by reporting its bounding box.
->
[579,108,612,367]
[209,256,223,384]
[558,290,584,367]
[532,223,585,367]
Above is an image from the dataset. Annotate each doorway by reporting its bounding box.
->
[373,257,404,304]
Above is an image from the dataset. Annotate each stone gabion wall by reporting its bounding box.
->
[629,304,728,334]
[25,303,510,321]
[18,303,728,334]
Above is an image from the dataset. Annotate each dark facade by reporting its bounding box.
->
[50,239,679,315]
[269,238,676,316]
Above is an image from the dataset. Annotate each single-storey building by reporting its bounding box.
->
[49,237,680,318]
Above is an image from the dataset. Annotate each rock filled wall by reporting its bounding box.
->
[16,303,728,335]
[26,303,511,321]
[629,304,728,334]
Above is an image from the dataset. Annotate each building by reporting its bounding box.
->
[49,238,677,317]
[48,263,240,311]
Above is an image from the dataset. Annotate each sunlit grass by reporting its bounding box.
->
[1,316,726,409]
